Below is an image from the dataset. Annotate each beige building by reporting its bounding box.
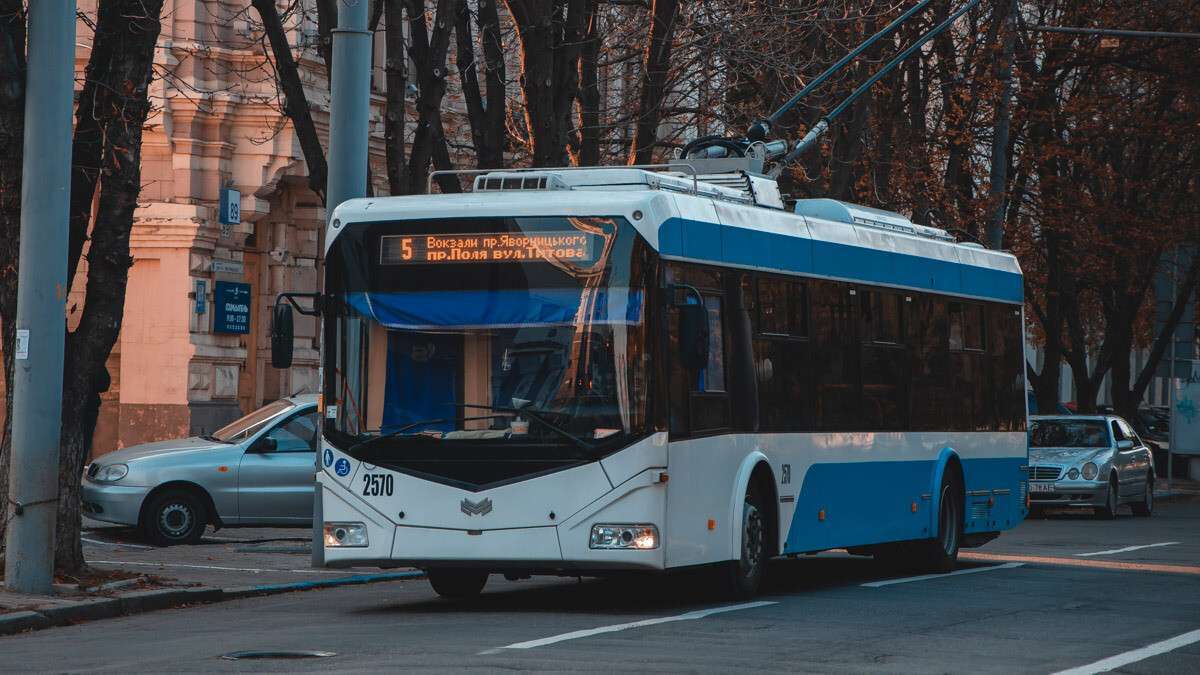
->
[76,1,391,456]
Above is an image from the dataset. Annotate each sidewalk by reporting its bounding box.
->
[1,520,424,636]
[1158,478,1200,499]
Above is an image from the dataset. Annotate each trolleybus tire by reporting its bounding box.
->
[427,568,489,599]
[916,469,963,573]
[720,482,768,598]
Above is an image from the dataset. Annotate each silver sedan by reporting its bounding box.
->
[1027,414,1156,519]
[82,395,318,545]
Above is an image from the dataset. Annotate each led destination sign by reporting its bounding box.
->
[380,232,597,265]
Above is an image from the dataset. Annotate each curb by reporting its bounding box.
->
[0,570,425,637]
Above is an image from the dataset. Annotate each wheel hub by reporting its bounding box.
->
[160,503,192,536]
[741,504,764,577]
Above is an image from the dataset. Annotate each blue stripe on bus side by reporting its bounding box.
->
[657,217,1023,303]
[782,456,1026,554]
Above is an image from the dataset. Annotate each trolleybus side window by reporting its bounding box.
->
[811,281,860,430]
[860,290,907,429]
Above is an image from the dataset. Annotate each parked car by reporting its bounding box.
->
[1027,415,1155,518]
[82,395,319,545]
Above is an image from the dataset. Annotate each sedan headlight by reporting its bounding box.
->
[93,463,128,483]
[1067,468,1080,480]
[1081,462,1099,480]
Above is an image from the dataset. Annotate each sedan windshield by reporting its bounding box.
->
[322,215,657,486]
[211,400,295,442]
[1030,419,1110,448]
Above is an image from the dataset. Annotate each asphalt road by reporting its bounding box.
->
[6,500,1200,674]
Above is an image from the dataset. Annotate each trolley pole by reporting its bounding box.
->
[4,0,76,594]
[313,0,371,568]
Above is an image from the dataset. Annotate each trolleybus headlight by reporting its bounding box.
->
[589,524,659,550]
[323,522,368,547]
[1067,468,1080,480]
[1081,462,1099,481]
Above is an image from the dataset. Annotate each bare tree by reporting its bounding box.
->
[55,0,167,573]
[251,0,330,204]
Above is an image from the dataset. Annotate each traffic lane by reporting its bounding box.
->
[81,520,393,589]
[4,557,1199,673]
[982,499,1198,565]
[471,560,1200,674]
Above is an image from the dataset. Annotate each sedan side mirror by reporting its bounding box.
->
[250,437,278,454]
[1117,439,1134,450]
[271,302,294,369]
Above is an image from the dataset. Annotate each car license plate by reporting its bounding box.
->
[1029,482,1054,494]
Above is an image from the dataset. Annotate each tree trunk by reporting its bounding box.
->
[627,0,678,165]
[986,0,1016,249]
[575,0,600,166]
[55,0,164,574]
[253,0,329,204]
[406,0,463,193]
[477,0,507,169]
[456,0,506,169]
[506,0,587,167]
[0,0,26,562]
[384,0,408,195]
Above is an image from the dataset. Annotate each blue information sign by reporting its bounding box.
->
[213,281,251,334]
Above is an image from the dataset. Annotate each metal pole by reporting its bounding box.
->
[748,0,937,141]
[1030,26,1200,40]
[4,0,76,594]
[314,0,371,568]
[1167,249,1178,500]
[775,0,981,170]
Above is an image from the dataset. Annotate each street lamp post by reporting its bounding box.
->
[4,0,76,594]
[312,0,371,568]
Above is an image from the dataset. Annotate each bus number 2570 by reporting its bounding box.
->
[361,473,394,497]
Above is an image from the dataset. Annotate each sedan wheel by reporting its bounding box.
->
[141,490,207,546]
[1094,477,1119,520]
[1131,475,1154,517]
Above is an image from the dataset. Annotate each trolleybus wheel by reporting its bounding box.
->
[427,568,488,599]
[917,470,962,573]
[721,483,768,598]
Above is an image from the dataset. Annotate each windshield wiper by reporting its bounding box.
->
[345,418,449,454]
[454,402,597,454]
[199,434,232,444]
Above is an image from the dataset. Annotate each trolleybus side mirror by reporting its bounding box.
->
[678,302,710,372]
[271,302,294,370]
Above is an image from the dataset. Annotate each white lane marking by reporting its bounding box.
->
[87,560,347,574]
[861,562,1024,588]
[480,601,778,653]
[81,536,154,550]
[1075,542,1180,557]
[1051,627,1200,675]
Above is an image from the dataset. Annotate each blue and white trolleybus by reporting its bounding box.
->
[281,162,1028,598]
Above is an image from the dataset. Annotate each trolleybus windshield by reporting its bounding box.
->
[322,215,657,486]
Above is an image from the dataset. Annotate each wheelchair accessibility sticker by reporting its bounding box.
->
[335,458,351,477]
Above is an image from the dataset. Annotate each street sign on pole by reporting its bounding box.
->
[4,0,77,595]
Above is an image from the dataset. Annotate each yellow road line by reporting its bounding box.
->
[961,551,1200,576]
